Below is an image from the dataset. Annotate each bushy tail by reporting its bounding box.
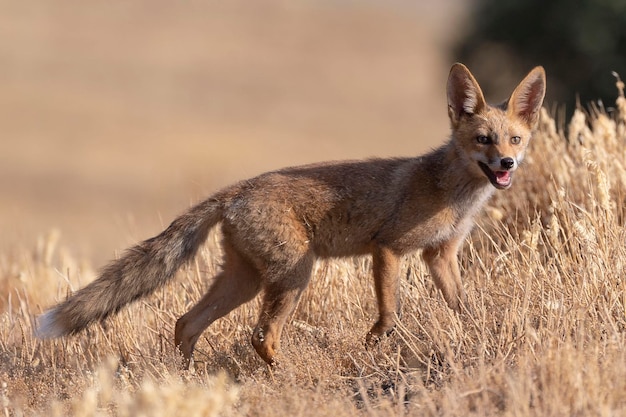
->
[35,196,224,339]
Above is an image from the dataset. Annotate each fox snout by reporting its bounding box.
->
[500,157,515,170]
[477,156,518,190]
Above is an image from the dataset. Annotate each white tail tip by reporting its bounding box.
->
[34,309,65,339]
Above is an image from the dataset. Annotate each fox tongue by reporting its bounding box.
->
[495,170,511,185]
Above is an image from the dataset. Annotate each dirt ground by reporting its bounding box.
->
[0,0,468,263]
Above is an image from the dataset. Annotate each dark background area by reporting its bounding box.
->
[455,0,626,114]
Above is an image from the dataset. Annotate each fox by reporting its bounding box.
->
[36,63,546,367]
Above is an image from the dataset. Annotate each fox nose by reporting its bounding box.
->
[500,157,515,170]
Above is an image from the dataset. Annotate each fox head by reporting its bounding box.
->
[446,63,546,190]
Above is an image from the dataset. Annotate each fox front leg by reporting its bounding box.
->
[366,245,400,345]
[422,238,467,312]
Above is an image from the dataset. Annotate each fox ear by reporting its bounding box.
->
[507,66,546,128]
[447,63,487,126]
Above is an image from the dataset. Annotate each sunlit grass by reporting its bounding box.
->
[1,82,625,416]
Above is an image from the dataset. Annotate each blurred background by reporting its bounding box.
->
[456,0,626,114]
[1,0,624,264]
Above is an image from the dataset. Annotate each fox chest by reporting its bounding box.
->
[381,198,484,254]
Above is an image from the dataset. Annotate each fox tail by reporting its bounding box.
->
[35,196,224,339]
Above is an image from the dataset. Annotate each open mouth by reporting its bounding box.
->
[478,162,513,189]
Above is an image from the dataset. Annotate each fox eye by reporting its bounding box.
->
[511,136,521,145]
[476,135,490,144]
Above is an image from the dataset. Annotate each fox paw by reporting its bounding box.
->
[365,325,395,348]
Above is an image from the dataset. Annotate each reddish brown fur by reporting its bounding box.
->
[36,64,546,367]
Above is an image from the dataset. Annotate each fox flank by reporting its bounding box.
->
[36,63,546,367]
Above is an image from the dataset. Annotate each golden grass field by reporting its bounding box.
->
[2,2,626,416]
[3,98,626,416]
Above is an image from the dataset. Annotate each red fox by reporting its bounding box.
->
[36,63,546,367]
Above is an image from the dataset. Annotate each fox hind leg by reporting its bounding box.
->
[174,243,261,369]
[251,253,315,365]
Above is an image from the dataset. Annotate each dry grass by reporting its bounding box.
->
[2,85,626,416]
